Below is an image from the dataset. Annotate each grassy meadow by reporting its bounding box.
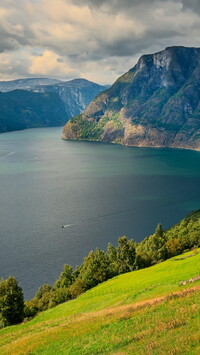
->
[0,249,200,354]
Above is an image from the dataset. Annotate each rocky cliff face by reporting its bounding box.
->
[62,46,200,151]
[29,79,109,120]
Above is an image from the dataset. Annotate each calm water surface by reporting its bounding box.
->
[0,127,200,299]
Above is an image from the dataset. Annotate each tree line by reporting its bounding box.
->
[1,210,199,328]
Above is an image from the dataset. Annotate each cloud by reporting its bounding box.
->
[0,50,31,80]
[0,0,200,84]
[29,50,78,78]
[182,0,200,13]
[73,0,200,13]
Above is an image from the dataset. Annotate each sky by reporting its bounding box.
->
[1,0,200,84]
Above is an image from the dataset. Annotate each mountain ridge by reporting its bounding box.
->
[0,78,62,92]
[62,46,200,151]
[28,78,109,119]
[0,78,108,133]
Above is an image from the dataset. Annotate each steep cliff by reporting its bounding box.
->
[62,46,200,150]
[29,79,109,119]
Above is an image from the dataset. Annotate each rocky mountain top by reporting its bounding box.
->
[62,46,200,151]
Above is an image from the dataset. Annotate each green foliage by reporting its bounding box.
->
[165,210,200,251]
[155,223,164,238]
[35,284,52,299]
[24,286,72,317]
[54,264,73,289]
[106,242,119,276]
[135,225,167,268]
[70,115,103,140]
[117,236,136,273]
[69,279,86,299]
[0,90,67,133]
[24,298,38,319]
[0,277,24,327]
[46,288,71,309]
[166,237,184,256]
[78,249,111,289]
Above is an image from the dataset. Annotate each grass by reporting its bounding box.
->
[0,249,200,354]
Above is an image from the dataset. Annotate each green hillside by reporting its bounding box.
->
[0,249,199,354]
[0,90,68,133]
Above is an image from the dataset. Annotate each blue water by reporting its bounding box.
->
[0,127,200,299]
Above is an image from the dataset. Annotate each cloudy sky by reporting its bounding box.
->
[1,0,200,84]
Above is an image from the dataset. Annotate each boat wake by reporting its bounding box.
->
[62,223,75,228]
[61,208,135,230]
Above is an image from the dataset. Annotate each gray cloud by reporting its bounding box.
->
[0,0,200,83]
[73,0,159,8]
[73,0,200,14]
[182,0,200,12]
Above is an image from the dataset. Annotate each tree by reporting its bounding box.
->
[24,298,38,319]
[54,264,73,289]
[48,288,71,308]
[143,224,167,263]
[117,236,136,273]
[35,284,52,299]
[0,276,24,327]
[107,243,117,262]
[166,237,183,257]
[78,249,110,289]
[106,243,119,276]
[69,279,86,299]
[155,223,164,238]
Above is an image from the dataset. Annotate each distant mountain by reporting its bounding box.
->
[0,90,66,133]
[62,46,200,151]
[0,78,108,133]
[0,78,61,92]
[29,79,110,119]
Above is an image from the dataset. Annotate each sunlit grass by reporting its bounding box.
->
[0,249,200,354]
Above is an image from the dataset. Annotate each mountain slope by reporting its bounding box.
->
[0,78,108,133]
[30,78,109,119]
[0,90,67,133]
[0,249,199,354]
[62,46,200,151]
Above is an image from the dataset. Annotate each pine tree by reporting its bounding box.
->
[0,276,24,327]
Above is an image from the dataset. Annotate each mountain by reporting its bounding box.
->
[0,90,66,133]
[0,78,108,133]
[29,78,110,119]
[62,46,200,151]
[0,78,61,92]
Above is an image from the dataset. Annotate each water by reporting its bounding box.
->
[0,127,200,299]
